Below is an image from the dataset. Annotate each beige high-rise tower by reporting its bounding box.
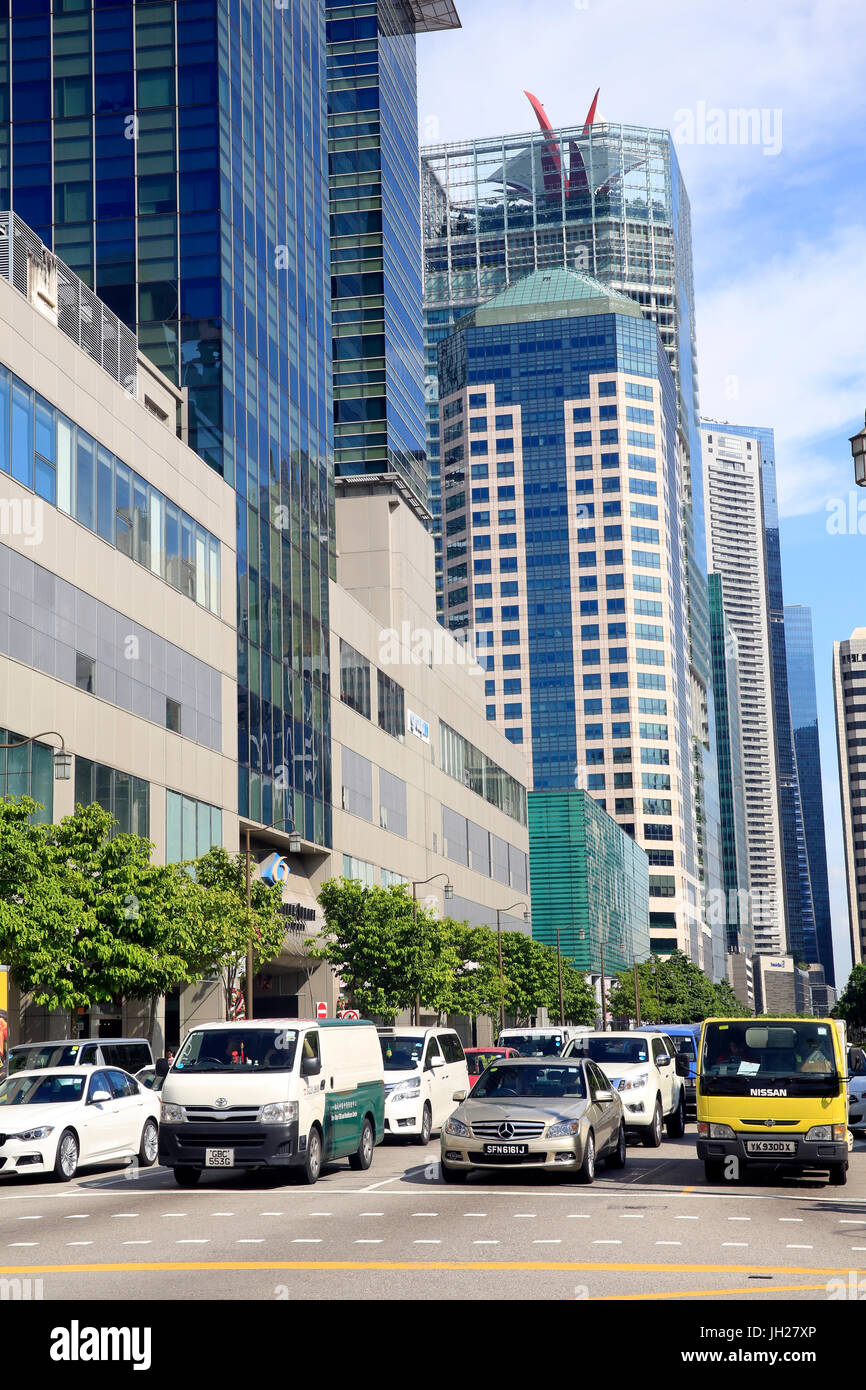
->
[833,628,866,967]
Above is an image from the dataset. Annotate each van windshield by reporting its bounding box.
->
[701,1022,840,1096]
[9,1045,83,1074]
[174,1029,299,1072]
[570,1037,649,1065]
[380,1037,424,1071]
[499,1033,563,1056]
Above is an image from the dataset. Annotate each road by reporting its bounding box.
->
[2,1132,866,1301]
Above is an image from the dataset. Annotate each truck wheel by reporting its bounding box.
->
[348,1118,374,1172]
[299,1127,322,1185]
[829,1163,848,1186]
[642,1099,663,1147]
[666,1091,686,1139]
[704,1158,726,1184]
[174,1166,201,1187]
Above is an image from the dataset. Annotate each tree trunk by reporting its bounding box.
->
[146,995,158,1050]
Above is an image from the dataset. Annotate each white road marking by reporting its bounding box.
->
[291,1239,322,1245]
[236,1239,265,1244]
[414,1240,441,1245]
[473,1240,499,1245]
[361,1212,384,1217]
[412,1212,438,1218]
[841,1219,866,1225]
[722,1243,749,1248]
[464,1213,487,1217]
[66,1241,93,1247]
[160,1213,188,1218]
[122,1241,152,1246]
[210,1212,235,1217]
[513,1213,536,1219]
[728,1216,751,1222]
[110,1213,140,1219]
[310,1213,332,1217]
[176,1239,209,1245]
[355,1239,382,1245]
[620,1214,644,1220]
[8,1242,38,1247]
[260,1211,283,1217]
[532,1239,562,1245]
[779,1217,803,1222]
[786,1244,813,1250]
[17,1215,42,1221]
[64,1214,90,1220]
[675,1215,698,1220]
[656,1241,682,1246]
[593,1240,622,1245]
[567,1214,590,1219]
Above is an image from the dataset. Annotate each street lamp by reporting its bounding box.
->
[244,816,303,1020]
[0,730,72,780]
[852,416,866,487]
[495,902,531,1034]
[411,872,454,1025]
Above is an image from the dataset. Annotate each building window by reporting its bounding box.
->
[0,727,53,822]
[377,669,405,739]
[165,790,222,863]
[75,757,149,838]
[342,854,377,887]
[340,640,371,720]
[166,697,182,733]
[75,652,95,694]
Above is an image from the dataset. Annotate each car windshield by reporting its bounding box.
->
[0,1075,86,1105]
[174,1028,298,1072]
[571,1037,650,1065]
[466,1051,505,1075]
[379,1037,425,1071]
[702,1022,838,1079]
[499,1034,563,1056]
[8,1045,84,1073]
[471,1063,587,1100]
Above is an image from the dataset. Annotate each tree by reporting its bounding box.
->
[559,956,598,1025]
[836,964,866,1031]
[498,932,559,1026]
[439,920,503,1025]
[192,847,288,1020]
[712,979,750,1017]
[314,879,459,1022]
[608,951,722,1024]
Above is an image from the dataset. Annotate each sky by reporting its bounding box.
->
[417,0,866,984]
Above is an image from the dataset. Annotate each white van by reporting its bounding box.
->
[497,1026,590,1057]
[158,1019,385,1186]
[8,1038,153,1075]
[378,1027,470,1144]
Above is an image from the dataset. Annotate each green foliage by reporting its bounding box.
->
[608,950,743,1024]
[559,955,598,1025]
[836,964,866,1031]
[498,932,558,1025]
[191,847,288,1019]
[439,920,503,1022]
[711,979,751,1017]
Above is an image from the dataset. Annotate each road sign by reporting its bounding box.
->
[338,1009,360,1020]
[316,1001,327,1019]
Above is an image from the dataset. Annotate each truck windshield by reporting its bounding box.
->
[174,1029,298,1072]
[701,1022,839,1095]
[499,1034,563,1056]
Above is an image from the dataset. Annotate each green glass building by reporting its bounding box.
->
[528,788,650,974]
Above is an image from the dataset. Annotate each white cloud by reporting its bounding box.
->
[696,225,866,517]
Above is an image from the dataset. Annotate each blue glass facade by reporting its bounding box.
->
[785,604,834,985]
[708,573,751,953]
[1,0,334,844]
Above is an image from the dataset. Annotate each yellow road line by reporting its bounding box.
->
[1,1259,864,1276]
[593,1283,833,1301]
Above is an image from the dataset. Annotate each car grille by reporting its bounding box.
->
[470,1120,547,1139]
[739,1118,800,1127]
[469,1151,541,1165]
[182,1106,260,1122]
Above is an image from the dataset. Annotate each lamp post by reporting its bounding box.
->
[0,730,72,780]
[851,416,866,487]
[495,902,531,1035]
[411,873,453,1025]
[244,817,303,1020]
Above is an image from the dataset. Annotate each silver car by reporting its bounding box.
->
[440,1056,626,1184]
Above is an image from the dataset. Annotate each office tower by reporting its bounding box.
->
[708,573,753,955]
[785,604,835,985]
[422,101,721,960]
[0,0,334,843]
[708,422,816,968]
[701,425,787,954]
[327,1,459,503]
[438,265,712,967]
[834,628,866,968]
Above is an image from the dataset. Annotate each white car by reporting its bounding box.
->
[849,1068,866,1135]
[378,1027,469,1144]
[0,1067,161,1181]
[562,1031,689,1146]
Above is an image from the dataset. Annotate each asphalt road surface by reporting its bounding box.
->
[3,1132,866,1301]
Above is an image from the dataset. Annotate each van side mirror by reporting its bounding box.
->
[155,1058,169,1078]
[675,1055,691,1078]
[657,1054,671,1067]
[301,1054,321,1077]
[430,1054,445,1069]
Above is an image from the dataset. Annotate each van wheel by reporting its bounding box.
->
[54,1129,79,1182]
[643,1099,663,1147]
[413,1104,432,1146]
[300,1127,322,1185]
[829,1163,848,1186]
[348,1118,375,1172]
[174,1166,201,1187]
[666,1091,686,1139]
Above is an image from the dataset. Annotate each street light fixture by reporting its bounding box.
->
[0,730,72,780]
[411,872,454,1025]
[852,415,866,487]
[244,816,304,1020]
[495,901,531,1034]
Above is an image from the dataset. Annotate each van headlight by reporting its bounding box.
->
[443,1116,471,1137]
[8,1126,54,1142]
[806,1124,847,1142]
[260,1102,298,1125]
[387,1079,421,1102]
[161,1103,184,1123]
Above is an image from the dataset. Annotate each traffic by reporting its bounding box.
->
[0,1013,862,1192]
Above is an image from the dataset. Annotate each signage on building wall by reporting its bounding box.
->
[767,958,789,970]
[407,709,430,743]
[259,852,291,886]
[278,902,317,936]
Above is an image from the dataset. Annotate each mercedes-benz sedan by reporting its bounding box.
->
[440,1056,626,1184]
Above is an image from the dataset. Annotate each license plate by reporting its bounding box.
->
[745,1140,797,1154]
[482,1143,529,1156]
[205,1148,234,1167]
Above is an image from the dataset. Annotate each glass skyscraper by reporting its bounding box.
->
[327,0,458,504]
[785,604,834,984]
[708,572,752,955]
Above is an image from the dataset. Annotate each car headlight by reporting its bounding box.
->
[443,1116,471,1137]
[618,1073,648,1092]
[806,1124,846,1142]
[8,1126,54,1142]
[161,1102,184,1123]
[547,1118,581,1138]
[387,1079,421,1102]
[260,1101,298,1125]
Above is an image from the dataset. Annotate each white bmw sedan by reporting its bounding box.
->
[0,1067,161,1182]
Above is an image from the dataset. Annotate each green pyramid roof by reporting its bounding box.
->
[466,266,644,328]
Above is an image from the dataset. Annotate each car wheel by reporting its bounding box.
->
[576,1130,596,1184]
[704,1158,726,1184]
[666,1090,686,1139]
[643,1099,663,1148]
[441,1162,467,1183]
[299,1127,322,1185]
[138,1118,158,1168]
[54,1129,79,1182]
[348,1118,375,1172]
[174,1166,201,1187]
[829,1163,848,1186]
[413,1103,432,1146]
[607,1122,627,1170]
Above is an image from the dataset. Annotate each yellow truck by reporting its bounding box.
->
[696,1017,849,1186]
